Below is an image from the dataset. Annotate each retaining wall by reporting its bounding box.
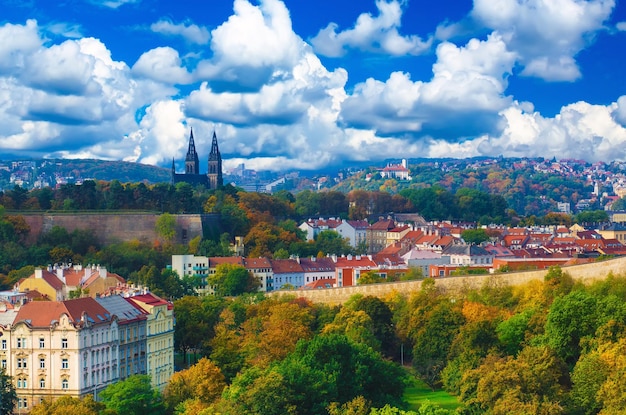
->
[272,256,626,305]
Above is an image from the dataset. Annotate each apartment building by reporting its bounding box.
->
[2,298,119,412]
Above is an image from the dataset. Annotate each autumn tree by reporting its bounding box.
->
[460,346,569,415]
[163,358,226,413]
[29,396,105,415]
[241,299,314,367]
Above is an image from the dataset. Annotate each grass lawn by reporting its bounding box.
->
[403,376,463,411]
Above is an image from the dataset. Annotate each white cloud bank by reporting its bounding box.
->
[0,0,625,173]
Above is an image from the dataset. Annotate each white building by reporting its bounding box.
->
[4,298,119,411]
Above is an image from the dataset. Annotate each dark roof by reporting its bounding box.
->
[443,244,492,256]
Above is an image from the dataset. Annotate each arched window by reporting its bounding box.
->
[62,379,69,390]
[40,378,45,388]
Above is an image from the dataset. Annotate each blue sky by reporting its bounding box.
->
[1,0,626,173]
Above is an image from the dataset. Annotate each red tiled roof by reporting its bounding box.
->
[269,259,304,274]
[14,297,112,328]
[334,256,376,268]
[298,257,335,272]
[244,257,272,269]
[369,219,395,231]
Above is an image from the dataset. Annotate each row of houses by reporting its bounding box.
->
[176,220,626,292]
[0,265,175,413]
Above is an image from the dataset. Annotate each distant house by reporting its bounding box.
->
[335,220,369,248]
[442,244,494,267]
[299,257,336,286]
[299,218,343,241]
[269,259,304,289]
[380,160,411,180]
[402,248,450,276]
[333,255,377,287]
[367,218,396,254]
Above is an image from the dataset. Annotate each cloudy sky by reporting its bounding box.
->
[1,0,626,172]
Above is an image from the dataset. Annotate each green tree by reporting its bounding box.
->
[569,352,609,415]
[99,374,164,415]
[222,334,406,415]
[209,263,260,296]
[155,213,176,243]
[460,228,490,245]
[0,368,17,415]
[545,290,601,365]
[411,300,465,389]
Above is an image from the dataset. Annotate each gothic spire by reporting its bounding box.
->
[185,128,199,174]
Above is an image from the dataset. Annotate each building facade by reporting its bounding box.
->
[127,293,174,392]
[3,298,119,412]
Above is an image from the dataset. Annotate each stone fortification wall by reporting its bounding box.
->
[273,256,626,305]
[21,213,206,245]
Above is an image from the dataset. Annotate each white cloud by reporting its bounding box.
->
[194,0,303,91]
[340,33,515,136]
[132,47,193,85]
[150,19,210,45]
[0,20,42,75]
[467,100,626,161]
[617,21,626,31]
[311,0,431,57]
[472,0,615,81]
[613,96,626,126]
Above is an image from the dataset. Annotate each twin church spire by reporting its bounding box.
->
[171,128,223,189]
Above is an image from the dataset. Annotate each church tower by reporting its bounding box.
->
[185,128,200,174]
[208,131,223,189]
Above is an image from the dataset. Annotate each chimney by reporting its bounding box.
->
[35,269,43,279]
[99,267,107,279]
[56,267,65,283]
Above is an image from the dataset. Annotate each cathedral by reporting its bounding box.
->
[171,128,223,189]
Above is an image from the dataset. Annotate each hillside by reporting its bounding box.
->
[0,158,172,189]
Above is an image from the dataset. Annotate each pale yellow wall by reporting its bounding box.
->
[19,278,60,300]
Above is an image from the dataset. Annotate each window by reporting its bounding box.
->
[40,378,45,388]
[17,337,26,348]
[17,377,27,388]
[17,358,27,369]
[39,358,45,369]
[62,379,69,390]
[1,339,5,350]
[18,398,28,409]
[62,358,69,369]
[61,338,68,349]
[1,359,6,369]
[39,338,45,348]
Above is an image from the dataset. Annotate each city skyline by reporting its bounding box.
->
[1,0,625,172]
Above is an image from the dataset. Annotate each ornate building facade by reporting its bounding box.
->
[171,129,223,189]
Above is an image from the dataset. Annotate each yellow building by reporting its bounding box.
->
[127,293,174,391]
[17,265,125,301]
